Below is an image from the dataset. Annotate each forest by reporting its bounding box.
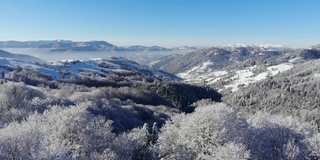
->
[0,59,320,159]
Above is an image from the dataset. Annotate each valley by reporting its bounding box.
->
[1,40,320,159]
[2,0,320,158]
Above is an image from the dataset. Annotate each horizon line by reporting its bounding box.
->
[0,39,314,49]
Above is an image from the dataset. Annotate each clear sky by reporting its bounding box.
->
[0,0,319,48]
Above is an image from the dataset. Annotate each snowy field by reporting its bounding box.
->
[178,61,294,92]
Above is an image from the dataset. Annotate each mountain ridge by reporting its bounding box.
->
[0,40,201,52]
[0,56,179,82]
[158,43,320,92]
[0,49,46,63]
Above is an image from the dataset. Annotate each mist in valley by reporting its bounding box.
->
[1,48,192,64]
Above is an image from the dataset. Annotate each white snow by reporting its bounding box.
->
[178,61,214,76]
[178,60,294,92]
[0,56,175,82]
[224,63,294,92]
[224,69,254,92]
[314,73,320,78]
[254,43,283,48]
[254,72,269,81]
[267,63,293,76]
[223,43,285,51]
[225,43,283,49]
[0,57,59,78]
[199,61,214,70]
[148,59,161,66]
[178,61,228,84]
[212,70,228,77]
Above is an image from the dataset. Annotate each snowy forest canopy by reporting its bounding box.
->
[0,57,320,159]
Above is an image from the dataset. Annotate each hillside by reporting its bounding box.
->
[160,44,320,93]
[0,48,319,159]
[1,43,320,160]
[161,45,292,74]
[224,59,320,130]
[0,56,220,112]
[0,49,45,63]
[147,54,183,69]
[0,57,177,80]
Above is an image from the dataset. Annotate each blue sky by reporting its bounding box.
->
[1,0,319,48]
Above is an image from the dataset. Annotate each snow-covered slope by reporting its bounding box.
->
[224,58,320,130]
[0,57,179,81]
[223,63,294,92]
[222,43,289,51]
[166,44,320,93]
[310,43,320,50]
[161,45,292,74]
[177,60,294,92]
[147,54,183,69]
[0,49,46,63]
[161,47,233,74]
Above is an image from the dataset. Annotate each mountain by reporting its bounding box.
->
[148,46,172,51]
[0,56,179,81]
[147,54,183,69]
[171,46,201,51]
[161,45,291,74]
[121,45,149,51]
[0,40,72,48]
[1,43,320,159]
[161,47,231,74]
[310,43,320,50]
[0,40,201,64]
[222,43,290,51]
[0,49,46,63]
[121,45,172,52]
[224,59,320,129]
[38,40,119,52]
[295,48,320,60]
[0,56,221,113]
[160,44,320,92]
[0,40,200,53]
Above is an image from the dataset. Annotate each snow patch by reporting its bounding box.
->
[314,73,320,78]
[199,61,214,70]
[289,58,300,63]
[178,62,294,92]
[224,69,254,92]
[225,63,294,92]
[267,63,293,76]
[177,61,228,84]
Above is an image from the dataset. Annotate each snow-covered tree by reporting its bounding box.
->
[247,111,319,159]
[157,103,250,159]
[0,102,115,159]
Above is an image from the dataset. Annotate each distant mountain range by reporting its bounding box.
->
[3,40,320,92]
[221,43,290,51]
[0,40,72,48]
[0,40,200,52]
